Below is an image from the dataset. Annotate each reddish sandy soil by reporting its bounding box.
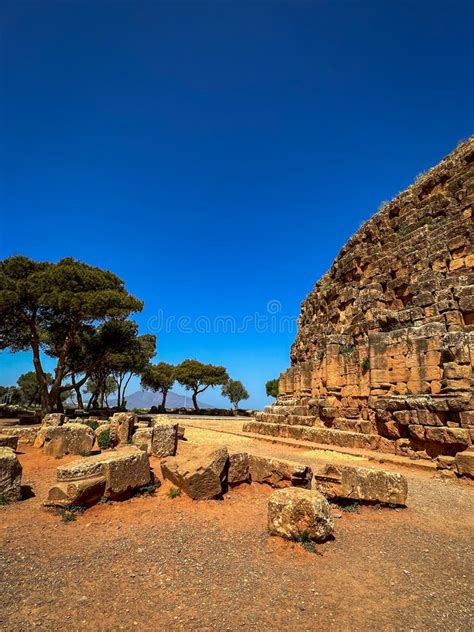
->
[1,436,473,631]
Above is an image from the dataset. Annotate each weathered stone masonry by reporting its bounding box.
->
[247,138,474,459]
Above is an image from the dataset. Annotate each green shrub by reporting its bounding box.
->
[61,511,77,523]
[98,429,111,450]
[167,487,182,499]
[85,420,99,431]
[136,483,159,497]
[361,357,370,371]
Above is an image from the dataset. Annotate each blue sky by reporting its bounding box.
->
[1,1,473,408]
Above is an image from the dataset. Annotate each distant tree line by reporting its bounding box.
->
[0,256,251,413]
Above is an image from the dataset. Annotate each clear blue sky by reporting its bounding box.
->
[1,1,473,408]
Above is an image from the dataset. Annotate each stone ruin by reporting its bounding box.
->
[245,138,474,464]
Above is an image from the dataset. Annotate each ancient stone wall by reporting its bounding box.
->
[252,138,474,459]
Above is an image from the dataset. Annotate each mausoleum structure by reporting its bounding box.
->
[246,138,473,459]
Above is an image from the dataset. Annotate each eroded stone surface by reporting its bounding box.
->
[0,447,22,502]
[34,423,95,458]
[454,447,474,478]
[161,445,228,500]
[133,428,153,455]
[228,451,250,485]
[56,445,151,497]
[248,455,312,488]
[41,413,65,427]
[315,464,408,506]
[268,487,334,542]
[151,417,178,457]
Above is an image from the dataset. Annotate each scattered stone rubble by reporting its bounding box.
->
[0,447,22,502]
[45,445,152,507]
[246,138,474,462]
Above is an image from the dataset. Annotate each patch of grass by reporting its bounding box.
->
[97,429,111,450]
[293,531,316,554]
[167,487,182,499]
[136,483,160,497]
[61,510,77,523]
[0,494,7,506]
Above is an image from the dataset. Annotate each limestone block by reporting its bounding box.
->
[425,427,470,448]
[34,423,95,458]
[248,455,313,488]
[109,412,136,446]
[454,448,474,478]
[42,413,65,427]
[57,445,151,498]
[0,434,19,451]
[268,488,334,542]
[151,417,178,458]
[228,451,250,485]
[316,464,408,506]
[0,447,22,502]
[161,445,228,500]
[132,428,153,455]
[45,477,106,507]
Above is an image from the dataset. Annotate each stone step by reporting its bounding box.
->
[242,421,382,451]
[256,412,321,427]
[256,412,374,435]
[264,405,311,416]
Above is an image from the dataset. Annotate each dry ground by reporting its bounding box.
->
[1,423,473,631]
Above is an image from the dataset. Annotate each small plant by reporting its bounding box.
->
[85,420,99,431]
[340,500,360,513]
[68,504,86,514]
[340,344,356,355]
[98,495,111,504]
[167,487,182,499]
[361,357,370,371]
[61,510,77,523]
[293,531,316,553]
[136,483,159,497]
[97,429,111,450]
[0,494,7,506]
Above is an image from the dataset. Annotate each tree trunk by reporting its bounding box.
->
[71,373,84,410]
[161,389,168,412]
[192,391,199,411]
[29,315,51,414]
[122,373,132,409]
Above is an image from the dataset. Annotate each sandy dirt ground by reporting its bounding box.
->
[1,425,473,631]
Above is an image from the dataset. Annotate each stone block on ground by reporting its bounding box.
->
[268,487,334,542]
[0,434,19,451]
[42,413,65,427]
[228,451,250,485]
[151,417,178,457]
[109,412,136,446]
[133,428,153,455]
[454,448,474,478]
[34,423,95,458]
[248,454,312,488]
[56,445,151,498]
[0,447,22,502]
[45,477,106,507]
[315,464,408,506]
[161,444,228,500]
